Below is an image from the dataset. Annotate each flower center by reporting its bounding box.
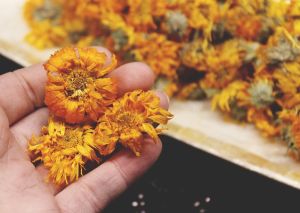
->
[118,113,134,124]
[118,112,144,128]
[65,70,89,99]
[33,0,61,22]
[60,129,83,149]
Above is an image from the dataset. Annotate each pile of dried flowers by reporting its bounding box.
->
[24,0,300,158]
[28,47,172,186]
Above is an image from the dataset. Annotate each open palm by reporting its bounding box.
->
[0,48,168,213]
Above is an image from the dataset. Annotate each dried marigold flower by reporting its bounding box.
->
[280,112,300,155]
[183,0,218,40]
[181,39,209,71]
[25,20,67,49]
[287,0,300,18]
[44,47,118,123]
[248,79,274,109]
[95,90,173,157]
[247,108,279,137]
[23,0,62,27]
[133,33,181,79]
[279,108,300,124]
[70,0,126,20]
[164,11,188,37]
[291,118,300,149]
[100,12,135,50]
[274,62,300,109]
[126,0,156,31]
[281,115,300,153]
[28,117,99,186]
[212,81,249,112]
[176,83,205,100]
[265,27,300,65]
[235,15,262,41]
[200,40,244,89]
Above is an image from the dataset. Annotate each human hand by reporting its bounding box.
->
[0,47,169,213]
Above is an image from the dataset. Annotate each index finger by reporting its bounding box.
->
[0,64,46,125]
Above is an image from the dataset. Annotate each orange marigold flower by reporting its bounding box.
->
[181,39,209,71]
[200,40,244,89]
[177,83,201,100]
[274,62,300,109]
[247,108,279,137]
[28,117,99,186]
[133,33,181,79]
[287,0,300,18]
[69,0,126,20]
[212,81,249,112]
[235,15,262,41]
[292,118,300,149]
[95,90,173,157]
[44,47,118,123]
[183,0,218,40]
[23,0,62,27]
[126,0,157,31]
[279,108,300,123]
[25,20,67,49]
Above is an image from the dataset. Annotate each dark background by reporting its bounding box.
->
[1,54,300,213]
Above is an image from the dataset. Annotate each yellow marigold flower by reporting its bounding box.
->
[267,0,289,23]
[292,118,300,147]
[127,0,156,31]
[277,62,300,93]
[95,90,173,157]
[235,15,262,41]
[177,83,204,100]
[181,39,209,71]
[71,0,126,20]
[183,0,218,40]
[61,18,89,44]
[101,12,129,31]
[75,35,97,47]
[264,27,300,65]
[247,108,279,137]
[200,40,244,89]
[100,12,135,50]
[224,7,245,35]
[212,81,249,112]
[205,40,242,73]
[151,0,168,17]
[44,47,118,123]
[166,0,186,8]
[24,0,43,26]
[284,117,300,151]
[279,108,300,123]
[165,82,179,98]
[288,0,300,18]
[28,117,99,186]
[133,33,181,79]
[25,20,67,49]
[236,0,268,14]
[287,20,300,37]
[129,0,168,25]
[274,62,300,108]
[163,11,188,38]
[248,79,275,109]
[23,0,62,27]
[155,78,179,98]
